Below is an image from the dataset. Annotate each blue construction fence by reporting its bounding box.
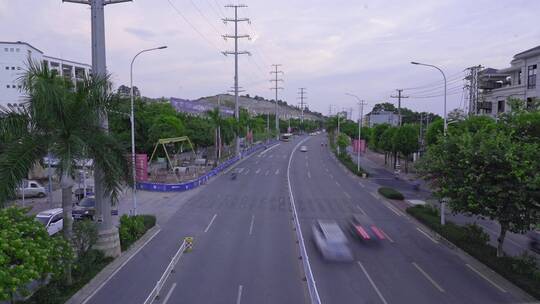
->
[137,140,278,192]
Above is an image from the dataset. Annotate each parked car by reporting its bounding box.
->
[312,220,353,262]
[72,195,118,221]
[17,180,47,198]
[35,208,63,236]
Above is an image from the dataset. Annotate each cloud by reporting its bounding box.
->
[124,27,158,40]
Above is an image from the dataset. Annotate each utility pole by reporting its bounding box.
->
[63,0,130,258]
[270,64,284,139]
[298,88,307,133]
[465,65,482,115]
[222,4,250,157]
[390,89,408,126]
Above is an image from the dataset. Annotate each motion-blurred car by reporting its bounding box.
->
[312,220,354,262]
[528,230,540,253]
[300,146,308,152]
[349,214,386,241]
[17,180,47,198]
[72,195,118,221]
[35,208,63,235]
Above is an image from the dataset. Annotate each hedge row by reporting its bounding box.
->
[378,187,404,200]
[407,205,540,300]
[119,214,157,251]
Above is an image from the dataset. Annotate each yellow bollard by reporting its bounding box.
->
[184,237,193,252]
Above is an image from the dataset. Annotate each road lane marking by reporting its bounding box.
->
[287,137,321,304]
[204,214,217,233]
[355,205,366,215]
[255,169,261,174]
[412,262,445,292]
[162,283,177,304]
[344,192,351,199]
[465,264,507,293]
[275,169,280,175]
[307,172,311,179]
[380,229,394,243]
[258,143,280,157]
[335,181,340,186]
[249,215,255,235]
[243,169,250,175]
[81,228,161,304]
[329,174,334,179]
[265,170,270,176]
[358,182,365,188]
[369,192,404,216]
[236,285,244,304]
[416,227,439,243]
[357,261,389,304]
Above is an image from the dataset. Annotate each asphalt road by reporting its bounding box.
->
[84,134,531,304]
[290,135,525,304]
[86,140,308,304]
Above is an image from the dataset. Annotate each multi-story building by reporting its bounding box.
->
[0,41,91,107]
[365,110,399,127]
[478,45,539,116]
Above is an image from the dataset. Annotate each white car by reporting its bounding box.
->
[17,180,47,198]
[300,146,308,152]
[312,220,353,262]
[35,208,64,236]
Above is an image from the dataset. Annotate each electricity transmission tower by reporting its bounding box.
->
[63,0,130,257]
[465,65,482,115]
[270,64,284,139]
[390,89,408,126]
[222,4,250,156]
[297,88,307,132]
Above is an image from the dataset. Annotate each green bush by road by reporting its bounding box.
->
[407,205,540,300]
[119,214,157,251]
[378,187,404,200]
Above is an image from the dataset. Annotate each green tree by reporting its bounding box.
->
[393,124,419,173]
[371,102,396,113]
[425,118,444,146]
[0,62,130,282]
[379,126,397,166]
[372,123,390,150]
[0,207,74,302]
[418,119,540,256]
[337,133,350,155]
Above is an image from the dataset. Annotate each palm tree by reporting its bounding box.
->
[0,61,130,284]
[206,107,222,163]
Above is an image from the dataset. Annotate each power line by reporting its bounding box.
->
[188,0,224,37]
[402,70,465,91]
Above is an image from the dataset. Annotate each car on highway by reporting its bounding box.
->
[16,180,47,198]
[72,195,118,221]
[300,145,308,152]
[35,208,64,236]
[312,220,354,262]
[348,214,386,241]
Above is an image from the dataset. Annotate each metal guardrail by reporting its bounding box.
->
[287,137,322,304]
[143,241,187,304]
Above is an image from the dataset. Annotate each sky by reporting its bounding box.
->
[1,0,539,118]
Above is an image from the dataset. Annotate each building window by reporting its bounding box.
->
[11,67,15,70]
[16,48,20,52]
[4,48,7,52]
[17,67,21,70]
[518,70,522,85]
[5,67,8,70]
[528,64,537,89]
[6,85,10,88]
[497,100,505,113]
[10,48,14,52]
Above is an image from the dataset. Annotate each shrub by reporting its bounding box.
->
[72,220,98,257]
[407,205,540,300]
[119,214,156,251]
[378,187,404,200]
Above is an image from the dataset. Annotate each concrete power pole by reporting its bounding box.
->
[298,88,307,133]
[63,0,130,258]
[270,64,283,139]
[466,65,482,115]
[390,89,408,126]
[222,4,250,157]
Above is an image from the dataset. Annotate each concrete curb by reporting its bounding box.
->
[66,225,161,304]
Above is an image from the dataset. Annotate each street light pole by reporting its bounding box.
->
[130,46,167,216]
[346,93,367,173]
[411,61,447,224]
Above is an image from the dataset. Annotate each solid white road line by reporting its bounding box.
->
[412,262,445,292]
[357,261,389,304]
[255,169,261,174]
[162,283,177,304]
[416,227,439,244]
[355,205,366,215]
[381,229,395,243]
[249,215,255,235]
[204,214,217,233]
[81,228,161,304]
[358,182,365,188]
[258,143,280,157]
[236,285,244,304]
[465,264,507,293]
[275,169,280,175]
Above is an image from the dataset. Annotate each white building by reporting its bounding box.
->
[366,110,399,127]
[0,41,91,107]
[478,45,539,116]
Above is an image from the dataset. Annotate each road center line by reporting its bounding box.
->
[307,172,311,179]
[249,215,255,235]
[412,262,445,292]
[416,227,439,243]
[236,285,244,304]
[357,261,389,304]
[275,169,280,175]
[204,214,217,233]
[344,191,351,199]
[162,283,177,304]
[255,169,261,174]
[465,264,507,293]
[355,205,366,215]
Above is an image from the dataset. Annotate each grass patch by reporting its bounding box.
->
[378,187,404,200]
[407,205,540,300]
[119,214,157,251]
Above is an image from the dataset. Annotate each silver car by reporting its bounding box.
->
[312,220,354,262]
[17,180,47,198]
